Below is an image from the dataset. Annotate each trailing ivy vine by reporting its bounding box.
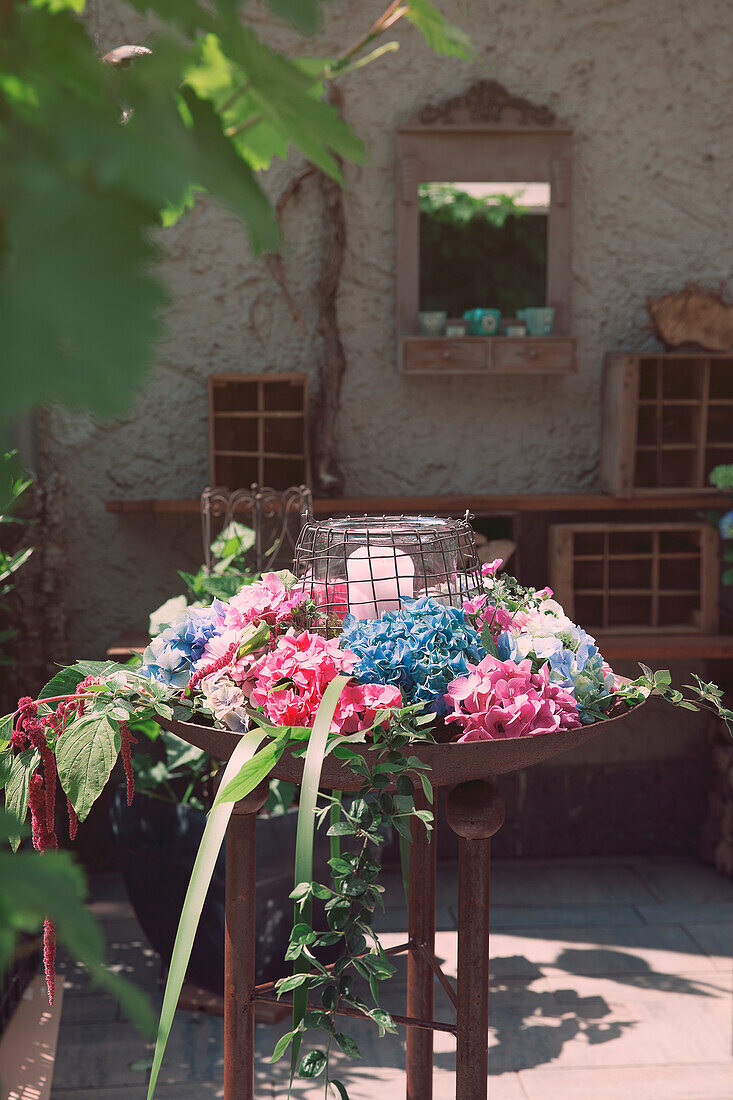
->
[272,707,435,1096]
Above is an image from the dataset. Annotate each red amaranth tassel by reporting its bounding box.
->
[28,773,46,851]
[43,747,57,834]
[74,675,98,717]
[43,919,56,1006]
[28,772,58,853]
[187,639,239,691]
[119,723,137,806]
[67,797,78,841]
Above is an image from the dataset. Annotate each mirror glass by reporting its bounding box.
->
[418,181,550,319]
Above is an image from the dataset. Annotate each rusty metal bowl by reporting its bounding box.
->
[159,685,644,794]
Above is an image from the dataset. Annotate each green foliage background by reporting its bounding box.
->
[0,0,470,439]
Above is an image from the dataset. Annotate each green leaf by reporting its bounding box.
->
[0,749,12,792]
[269,1028,297,1063]
[221,23,364,183]
[72,660,127,679]
[4,748,40,847]
[0,827,154,1033]
[290,674,350,1084]
[56,715,121,822]
[275,972,310,995]
[263,0,324,33]
[299,1049,327,1078]
[214,737,284,805]
[330,1080,350,1100]
[0,127,167,420]
[38,666,85,700]
[369,1007,397,1035]
[146,729,267,1100]
[290,882,312,902]
[334,1032,361,1059]
[405,0,473,59]
[178,85,278,253]
[0,712,13,751]
[302,1009,333,1031]
[290,922,317,945]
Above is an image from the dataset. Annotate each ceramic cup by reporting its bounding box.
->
[504,324,526,337]
[445,321,467,337]
[419,310,447,336]
[462,308,501,336]
[517,307,555,336]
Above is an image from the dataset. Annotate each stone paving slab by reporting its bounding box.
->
[635,901,733,925]
[631,859,733,904]
[48,859,733,1099]
[487,923,722,976]
[518,1062,733,1099]
[480,862,659,906]
[683,922,733,972]
[52,1088,224,1099]
[490,903,644,928]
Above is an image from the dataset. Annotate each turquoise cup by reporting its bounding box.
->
[517,307,555,336]
[462,308,501,336]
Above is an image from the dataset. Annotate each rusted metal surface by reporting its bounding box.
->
[223,781,268,1100]
[161,686,644,790]
[415,943,458,1010]
[406,790,436,1099]
[446,781,506,1100]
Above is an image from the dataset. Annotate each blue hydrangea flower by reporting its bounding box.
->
[140,606,224,688]
[340,596,485,715]
[496,621,614,723]
[719,509,733,539]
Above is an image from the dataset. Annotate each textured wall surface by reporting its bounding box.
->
[35,0,733,663]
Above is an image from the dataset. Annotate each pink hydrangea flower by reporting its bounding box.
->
[462,595,515,635]
[221,573,306,632]
[444,654,580,742]
[247,631,402,733]
[196,627,255,684]
[290,577,349,620]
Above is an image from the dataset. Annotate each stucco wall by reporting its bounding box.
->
[35,0,733,658]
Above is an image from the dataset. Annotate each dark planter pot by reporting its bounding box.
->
[110,788,330,993]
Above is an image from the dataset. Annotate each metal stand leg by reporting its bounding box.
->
[446,781,505,1100]
[223,780,269,1100]
[406,789,437,1100]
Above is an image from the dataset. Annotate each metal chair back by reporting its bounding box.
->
[201,484,313,574]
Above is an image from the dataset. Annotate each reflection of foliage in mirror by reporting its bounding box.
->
[418,183,528,228]
[418,183,548,317]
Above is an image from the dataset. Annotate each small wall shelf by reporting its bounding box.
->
[401,336,576,375]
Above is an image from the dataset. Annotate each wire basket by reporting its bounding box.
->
[294,514,482,626]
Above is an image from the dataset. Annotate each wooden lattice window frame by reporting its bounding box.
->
[208,373,310,491]
[602,353,733,495]
[549,521,719,634]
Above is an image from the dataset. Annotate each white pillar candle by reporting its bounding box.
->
[346,545,415,620]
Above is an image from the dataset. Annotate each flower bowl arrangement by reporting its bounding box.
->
[2,514,731,1099]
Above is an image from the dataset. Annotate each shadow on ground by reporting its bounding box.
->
[257,945,726,1093]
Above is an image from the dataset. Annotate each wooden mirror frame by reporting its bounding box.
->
[396,80,574,375]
